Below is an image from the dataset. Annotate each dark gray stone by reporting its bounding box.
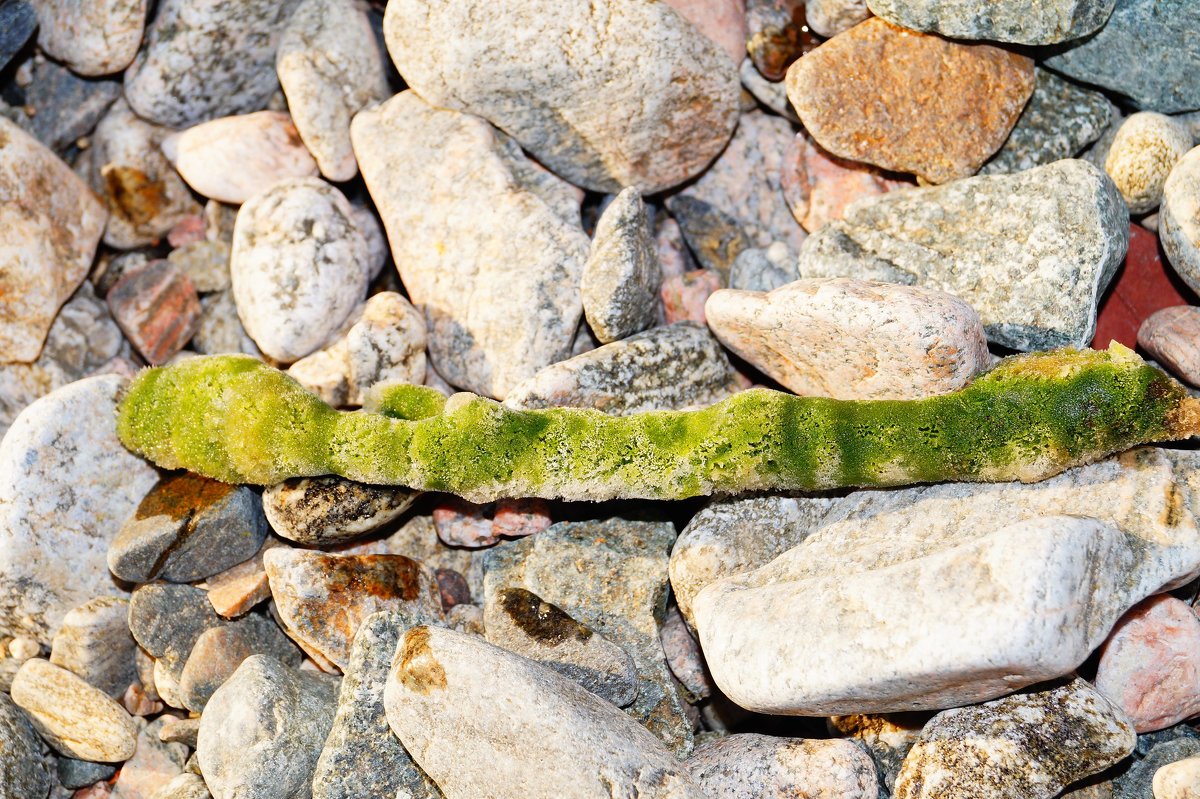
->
[484,518,693,754]
[0,0,35,72]
[581,187,661,344]
[197,655,339,799]
[16,60,121,152]
[0,693,52,799]
[109,473,268,584]
[1043,0,1200,113]
[177,612,301,712]
[796,159,1129,351]
[128,583,223,694]
[867,0,1114,45]
[57,755,116,790]
[1114,735,1200,799]
[262,475,418,546]
[504,323,742,416]
[665,194,751,282]
[311,612,442,799]
[981,69,1116,175]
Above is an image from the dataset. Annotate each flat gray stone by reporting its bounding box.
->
[197,655,340,799]
[484,519,693,754]
[58,756,117,790]
[0,693,52,799]
[796,159,1129,351]
[981,68,1116,175]
[894,679,1135,799]
[15,60,121,152]
[382,0,740,194]
[504,323,742,416]
[867,0,1115,45]
[1043,0,1200,113]
[50,597,137,698]
[383,626,705,798]
[311,612,442,799]
[581,187,661,344]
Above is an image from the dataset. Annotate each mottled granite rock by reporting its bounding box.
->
[382,0,740,194]
[384,626,705,798]
[168,240,230,294]
[351,91,588,399]
[981,69,1115,175]
[830,714,927,793]
[0,116,107,362]
[867,0,1114,44]
[0,376,157,645]
[484,519,692,754]
[50,597,137,698]
[694,448,1200,714]
[1094,595,1200,733]
[231,177,369,363]
[705,278,990,399]
[191,290,260,356]
[484,587,638,707]
[0,693,53,799]
[1105,113,1193,214]
[197,655,339,799]
[263,476,419,546]
[669,495,836,628]
[163,112,319,205]
[894,679,1135,799]
[786,18,1034,184]
[1138,306,1200,387]
[123,0,302,127]
[11,658,137,761]
[264,549,444,670]
[680,109,804,250]
[286,292,427,407]
[277,0,387,181]
[1043,0,1200,113]
[1162,146,1200,294]
[33,0,145,75]
[797,159,1129,351]
[661,0,746,63]
[688,734,878,798]
[178,613,301,711]
[782,132,909,233]
[312,612,442,799]
[110,473,267,584]
[505,323,741,415]
[90,99,201,249]
[581,188,661,344]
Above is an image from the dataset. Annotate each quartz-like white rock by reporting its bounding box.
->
[230,177,369,363]
[1162,146,1200,295]
[33,0,146,76]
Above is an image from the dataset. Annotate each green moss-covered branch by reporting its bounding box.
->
[115,346,1200,502]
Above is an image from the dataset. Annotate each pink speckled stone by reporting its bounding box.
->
[1137,305,1200,387]
[1094,594,1200,733]
[781,133,909,233]
[662,269,722,325]
[433,498,497,548]
[491,498,551,539]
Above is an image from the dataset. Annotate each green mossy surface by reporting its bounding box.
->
[115,347,1196,501]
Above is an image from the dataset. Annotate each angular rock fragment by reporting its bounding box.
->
[106,260,202,365]
[797,159,1128,350]
[782,132,908,233]
[581,188,661,344]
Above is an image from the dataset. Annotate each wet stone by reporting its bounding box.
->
[109,473,268,584]
[311,612,442,799]
[581,187,661,344]
[263,476,419,546]
[177,612,301,712]
[106,260,202,366]
[58,757,117,791]
[434,569,472,612]
[0,693,53,799]
[264,548,445,671]
[484,518,693,754]
[127,584,223,694]
[981,68,1116,176]
[50,597,137,698]
[894,679,1135,799]
[485,587,639,707]
[197,655,340,799]
[504,323,743,416]
[11,658,137,762]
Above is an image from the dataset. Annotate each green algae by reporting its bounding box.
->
[115,346,1200,502]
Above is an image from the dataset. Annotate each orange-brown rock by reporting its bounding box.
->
[785,19,1035,184]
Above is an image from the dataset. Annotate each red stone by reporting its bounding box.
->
[661,269,722,325]
[166,214,206,248]
[107,260,202,365]
[1093,224,1198,349]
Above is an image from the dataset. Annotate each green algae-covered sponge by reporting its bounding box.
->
[116,345,1200,502]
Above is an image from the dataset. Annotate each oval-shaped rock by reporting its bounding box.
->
[0,376,158,645]
[382,0,740,194]
[262,476,419,546]
[706,278,990,400]
[33,0,145,76]
[865,0,1114,45]
[581,187,661,344]
[1161,146,1200,295]
[230,177,369,363]
[785,18,1034,184]
[384,625,705,798]
[10,658,138,762]
[1105,113,1192,214]
[1138,306,1200,387]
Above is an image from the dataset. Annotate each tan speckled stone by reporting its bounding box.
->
[705,278,990,400]
[1160,147,1200,295]
[785,18,1034,184]
[1154,755,1200,799]
[10,658,137,762]
[1105,113,1192,214]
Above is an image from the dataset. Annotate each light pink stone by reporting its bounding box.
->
[1137,305,1200,387]
[1094,594,1200,733]
[433,498,498,548]
[491,498,551,539]
[781,132,909,233]
[661,0,747,65]
[662,269,722,325]
[655,216,696,282]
